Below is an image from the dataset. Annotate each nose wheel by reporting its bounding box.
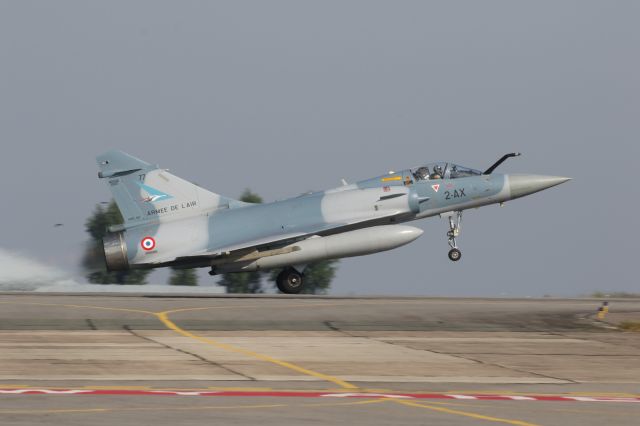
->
[448,248,462,261]
[446,211,462,262]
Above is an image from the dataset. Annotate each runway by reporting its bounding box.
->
[1,294,639,425]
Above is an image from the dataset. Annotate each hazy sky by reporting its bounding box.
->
[0,1,638,296]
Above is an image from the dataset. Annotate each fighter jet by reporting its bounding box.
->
[97,151,569,293]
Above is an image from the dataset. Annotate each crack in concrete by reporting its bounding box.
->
[122,325,254,380]
[324,321,577,384]
[392,342,577,384]
[526,315,640,351]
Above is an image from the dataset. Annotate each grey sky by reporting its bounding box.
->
[0,1,638,296]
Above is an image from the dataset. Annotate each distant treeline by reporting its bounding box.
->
[590,291,640,298]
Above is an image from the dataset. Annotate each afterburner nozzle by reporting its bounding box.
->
[508,175,571,200]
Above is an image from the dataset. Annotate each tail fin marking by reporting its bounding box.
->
[97,150,241,227]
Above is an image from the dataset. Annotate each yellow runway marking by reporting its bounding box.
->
[0,298,450,317]
[159,299,409,315]
[12,297,619,399]
[58,304,153,315]
[0,301,153,315]
[155,311,358,389]
[159,302,346,315]
[0,300,360,389]
[395,400,540,426]
[2,297,636,423]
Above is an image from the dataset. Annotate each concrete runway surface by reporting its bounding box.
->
[0,293,639,426]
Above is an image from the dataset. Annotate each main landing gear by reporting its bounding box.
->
[276,267,305,294]
[446,211,463,262]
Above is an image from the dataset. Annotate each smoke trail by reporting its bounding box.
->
[0,247,81,291]
[0,248,224,293]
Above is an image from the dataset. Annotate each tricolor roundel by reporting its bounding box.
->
[141,236,156,251]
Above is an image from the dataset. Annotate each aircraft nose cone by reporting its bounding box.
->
[508,174,571,200]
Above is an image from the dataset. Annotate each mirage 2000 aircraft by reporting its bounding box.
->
[97,151,569,293]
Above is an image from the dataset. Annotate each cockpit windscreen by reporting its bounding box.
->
[412,163,482,181]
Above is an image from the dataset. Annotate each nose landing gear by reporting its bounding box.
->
[448,247,462,261]
[445,211,463,262]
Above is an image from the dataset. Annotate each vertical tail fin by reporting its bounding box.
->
[96,150,242,226]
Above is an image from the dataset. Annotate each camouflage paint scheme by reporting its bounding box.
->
[97,151,569,279]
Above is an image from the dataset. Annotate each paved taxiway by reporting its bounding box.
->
[1,294,639,425]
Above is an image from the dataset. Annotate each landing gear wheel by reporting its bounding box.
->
[448,248,462,262]
[445,211,463,261]
[276,268,304,294]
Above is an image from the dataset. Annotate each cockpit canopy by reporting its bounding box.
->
[412,163,482,181]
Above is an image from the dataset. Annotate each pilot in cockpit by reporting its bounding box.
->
[413,167,430,181]
[430,165,443,179]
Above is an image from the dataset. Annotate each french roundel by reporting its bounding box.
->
[141,236,156,251]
